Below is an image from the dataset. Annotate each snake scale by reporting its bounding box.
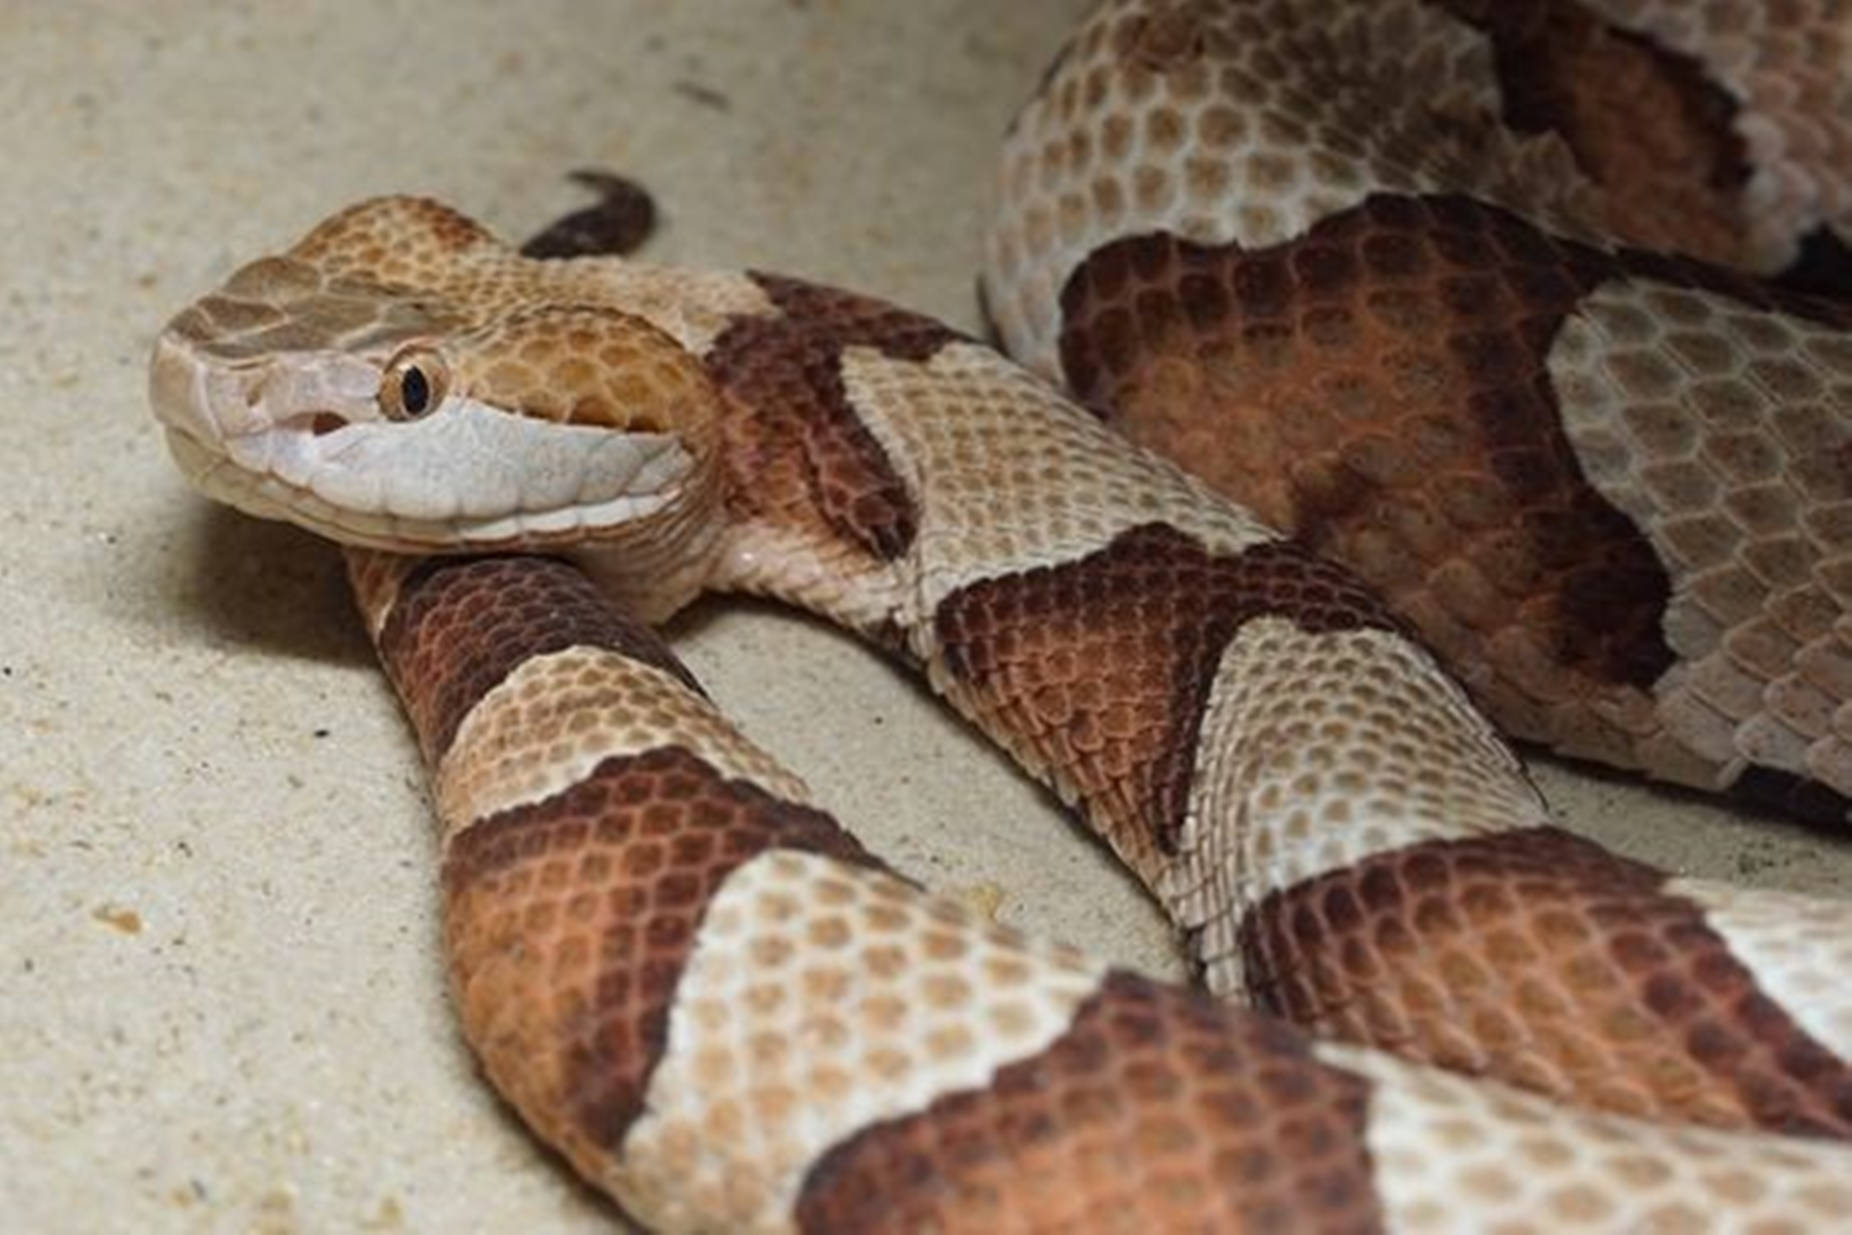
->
[148,1,1852,1231]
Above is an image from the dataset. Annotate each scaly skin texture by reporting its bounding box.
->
[149,193,1852,1231]
[139,1,1852,1228]
[985,0,1852,818]
[361,549,1852,1233]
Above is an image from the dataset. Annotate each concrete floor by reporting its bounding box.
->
[3,3,1849,1231]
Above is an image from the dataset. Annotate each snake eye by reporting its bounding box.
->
[380,348,450,421]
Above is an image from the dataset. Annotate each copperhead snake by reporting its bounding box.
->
[146,1,1852,1231]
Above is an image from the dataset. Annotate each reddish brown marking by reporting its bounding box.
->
[1241,826,1852,1137]
[444,747,890,1173]
[1058,194,1852,774]
[1062,196,1674,720]
[519,170,659,260]
[1431,0,1749,265]
[935,524,1398,870]
[374,555,702,767]
[794,970,1384,1234]
[706,274,961,561]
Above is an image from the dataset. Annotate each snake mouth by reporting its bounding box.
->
[161,399,699,553]
[163,422,412,545]
[151,323,700,550]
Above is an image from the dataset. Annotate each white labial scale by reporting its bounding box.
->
[837,341,1275,624]
[1669,877,1852,1063]
[187,391,699,551]
[1318,1041,1852,1233]
[611,849,1108,1235]
[1164,618,1548,998]
[183,447,407,546]
[345,402,685,524]
[435,646,812,842]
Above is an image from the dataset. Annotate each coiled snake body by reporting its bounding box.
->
[150,1,1852,1230]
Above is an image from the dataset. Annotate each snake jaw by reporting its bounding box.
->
[151,327,702,551]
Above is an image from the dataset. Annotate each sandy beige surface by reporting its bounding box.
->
[3,3,1850,1232]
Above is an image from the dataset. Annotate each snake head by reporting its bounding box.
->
[148,197,723,561]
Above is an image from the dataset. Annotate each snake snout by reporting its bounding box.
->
[149,332,313,446]
[147,329,220,446]
[244,354,385,435]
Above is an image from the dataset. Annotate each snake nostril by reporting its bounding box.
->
[309,412,347,436]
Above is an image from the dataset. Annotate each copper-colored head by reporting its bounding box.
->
[149,197,725,575]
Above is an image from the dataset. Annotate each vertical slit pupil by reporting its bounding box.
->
[401,366,430,415]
